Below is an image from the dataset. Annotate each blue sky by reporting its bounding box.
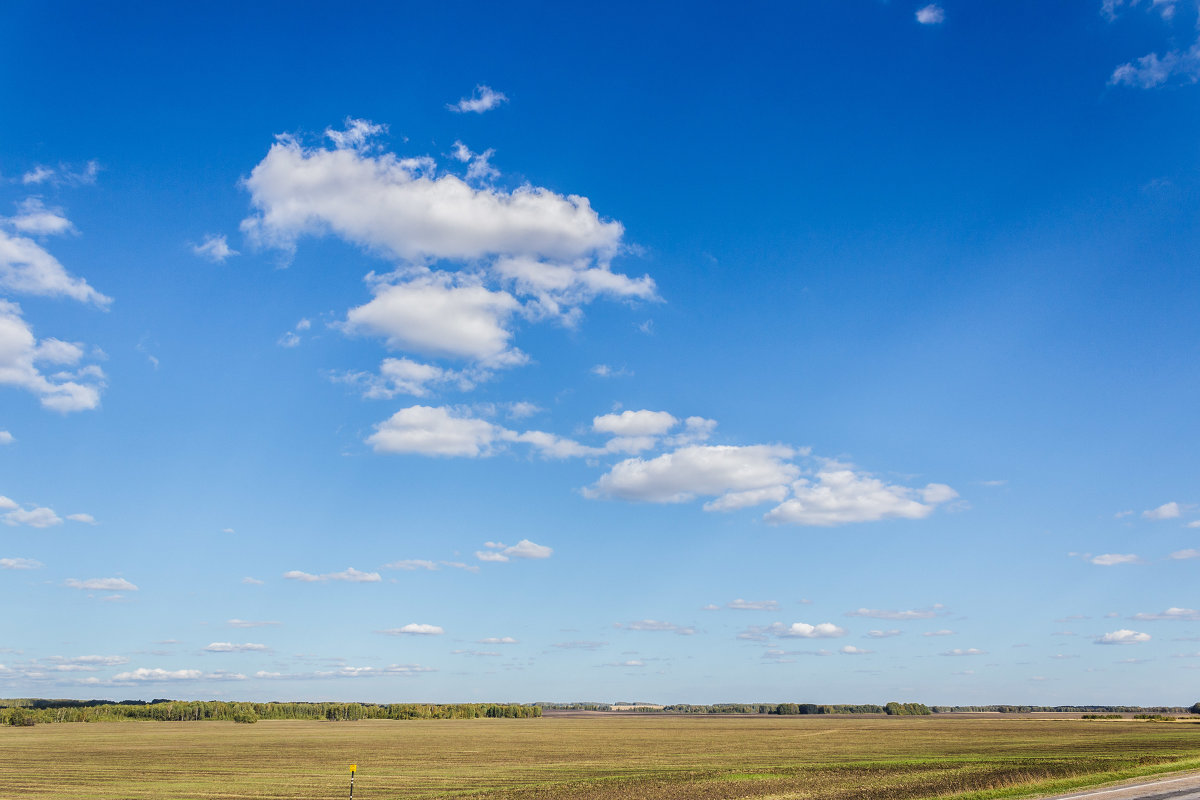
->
[1,0,1199,705]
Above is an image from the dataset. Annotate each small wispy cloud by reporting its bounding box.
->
[448,85,508,114]
[616,619,696,635]
[191,234,238,263]
[66,577,137,591]
[916,4,945,24]
[282,567,381,583]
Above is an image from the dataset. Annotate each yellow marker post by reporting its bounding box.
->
[349,764,356,799]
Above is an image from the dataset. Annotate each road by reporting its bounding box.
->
[1045,773,1200,800]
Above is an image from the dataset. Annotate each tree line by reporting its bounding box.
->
[1,699,540,725]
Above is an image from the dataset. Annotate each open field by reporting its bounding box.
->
[1,715,1198,800]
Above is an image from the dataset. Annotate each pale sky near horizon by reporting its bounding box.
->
[1,1,1199,706]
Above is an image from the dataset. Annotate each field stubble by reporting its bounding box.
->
[1,714,1198,800]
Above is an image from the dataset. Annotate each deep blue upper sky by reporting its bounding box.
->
[0,0,1197,704]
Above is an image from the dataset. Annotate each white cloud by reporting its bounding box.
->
[242,124,622,264]
[866,629,903,639]
[345,271,526,367]
[449,85,508,114]
[339,357,479,399]
[1111,38,1200,88]
[0,557,42,569]
[1090,553,1142,566]
[3,504,62,528]
[204,642,269,653]
[0,229,110,307]
[923,629,956,637]
[916,4,945,24]
[242,121,651,374]
[593,409,678,437]
[22,166,55,185]
[65,577,138,591]
[591,364,631,378]
[765,468,957,526]
[112,667,245,683]
[727,599,780,611]
[227,619,280,628]
[586,444,799,504]
[845,605,944,620]
[1130,607,1200,621]
[241,577,264,585]
[703,485,789,512]
[840,645,872,655]
[476,550,509,562]
[255,664,433,680]
[20,162,99,187]
[772,622,847,638]
[0,300,106,412]
[192,234,238,263]
[66,513,96,524]
[479,637,518,644]
[1143,501,1181,519]
[617,620,696,635]
[940,648,987,656]
[0,496,18,509]
[0,431,11,445]
[1168,548,1200,560]
[501,539,552,559]
[7,198,75,236]
[282,567,380,583]
[378,623,444,636]
[367,405,507,457]
[742,622,846,640]
[1102,0,1179,21]
[384,559,439,571]
[1096,629,1152,645]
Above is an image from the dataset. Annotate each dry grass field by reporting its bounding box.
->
[1,714,1198,800]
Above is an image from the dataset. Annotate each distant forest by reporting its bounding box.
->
[0,699,539,725]
[4,698,1197,726]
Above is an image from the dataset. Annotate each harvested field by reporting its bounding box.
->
[1,714,1198,800]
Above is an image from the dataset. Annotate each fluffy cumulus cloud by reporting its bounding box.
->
[764,468,957,526]
[7,198,75,236]
[1143,501,1181,520]
[242,120,654,393]
[592,409,678,437]
[475,539,553,562]
[1096,629,1152,645]
[368,402,955,528]
[449,85,508,114]
[0,226,109,307]
[916,4,945,24]
[586,444,800,504]
[378,623,444,636]
[741,622,847,640]
[0,301,106,412]
[367,405,508,457]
